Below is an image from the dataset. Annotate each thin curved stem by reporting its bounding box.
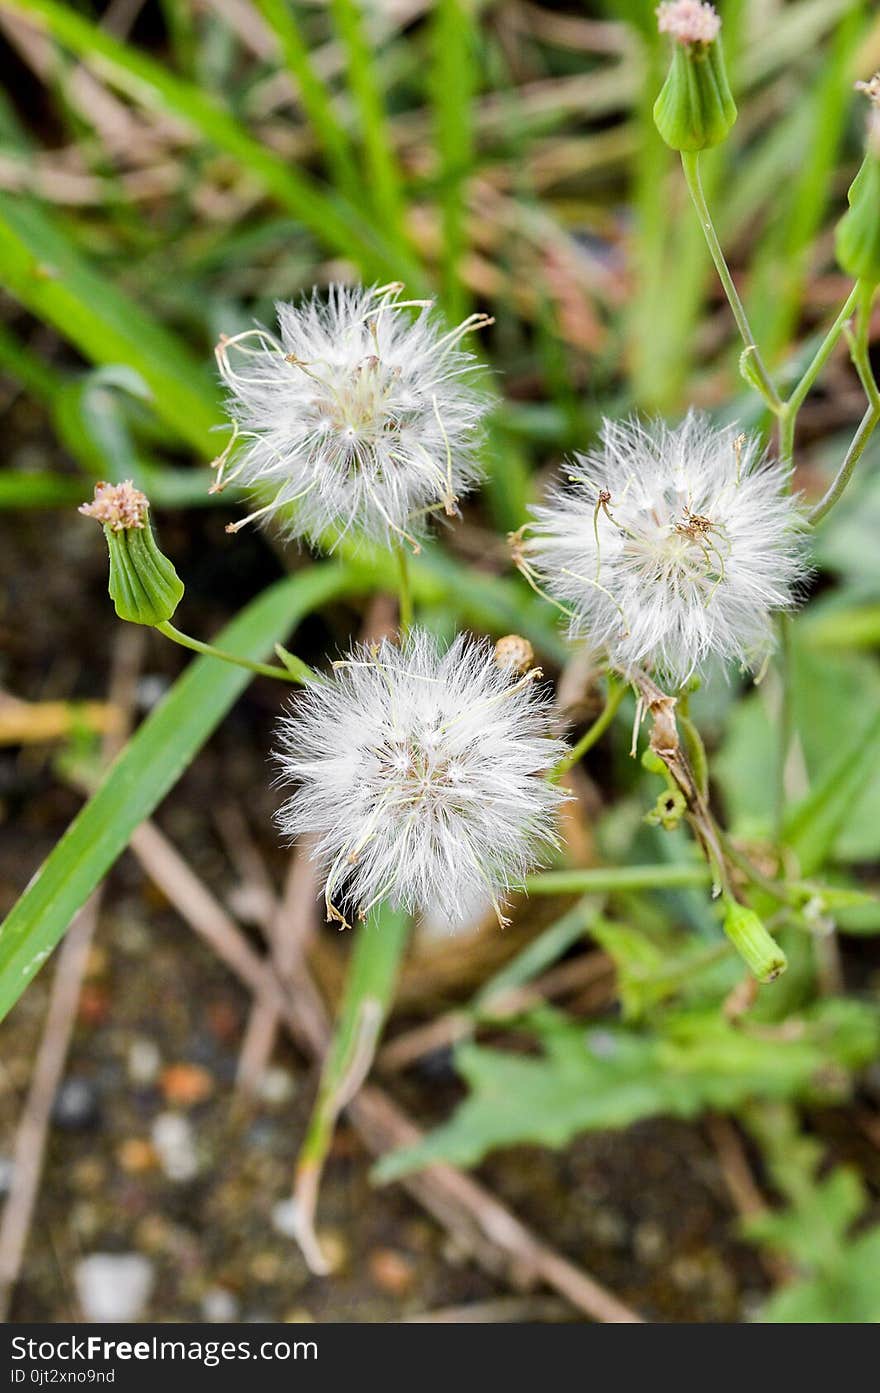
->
[849,281,880,412]
[774,613,794,839]
[785,284,860,418]
[680,150,782,414]
[393,540,414,635]
[549,675,625,784]
[156,621,312,683]
[808,403,879,525]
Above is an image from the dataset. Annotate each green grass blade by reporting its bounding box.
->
[747,5,866,361]
[0,317,60,402]
[292,902,409,1269]
[431,0,477,321]
[254,0,361,201]
[0,563,358,1022]
[329,0,407,242]
[0,195,219,454]
[783,707,880,877]
[1,0,423,287]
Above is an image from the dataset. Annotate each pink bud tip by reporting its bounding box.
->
[656,0,721,44]
[79,479,149,531]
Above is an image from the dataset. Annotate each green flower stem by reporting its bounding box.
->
[393,540,414,636]
[849,281,880,412]
[681,151,781,414]
[807,284,880,526]
[156,621,313,683]
[526,863,712,896]
[778,410,796,472]
[808,402,880,526]
[774,612,794,839]
[784,284,860,420]
[549,675,626,784]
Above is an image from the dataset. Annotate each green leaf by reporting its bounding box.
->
[0,195,219,454]
[589,917,735,1020]
[743,1103,880,1323]
[758,1228,880,1322]
[0,564,358,1022]
[714,640,880,866]
[373,999,879,1179]
[293,903,410,1269]
[784,704,880,875]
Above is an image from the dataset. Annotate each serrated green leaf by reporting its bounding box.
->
[374,1000,879,1180]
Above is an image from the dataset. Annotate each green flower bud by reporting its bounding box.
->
[836,110,880,286]
[653,3,737,152]
[722,898,787,984]
[80,480,184,626]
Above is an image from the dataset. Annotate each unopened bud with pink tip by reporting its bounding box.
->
[80,480,184,626]
[653,2,736,152]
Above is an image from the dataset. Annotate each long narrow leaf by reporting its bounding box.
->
[0,564,358,1022]
[0,196,219,453]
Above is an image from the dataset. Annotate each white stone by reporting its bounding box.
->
[75,1253,154,1322]
[201,1287,239,1322]
[127,1038,161,1086]
[151,1111,199,1182]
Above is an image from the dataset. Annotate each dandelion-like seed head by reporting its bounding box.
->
[656,0,721,44]
[79,479,148,532]
[275,630,567,928]
[215,283,492,551]
[521,413,806,686]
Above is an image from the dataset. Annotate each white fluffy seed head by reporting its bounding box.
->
[522,413,806,686]
[275,629,568,928]
[215,283,491,550]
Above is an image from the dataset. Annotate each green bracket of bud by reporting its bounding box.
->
[722,897,787,984]
[105,522,184,626]
[654,38,737,152]
[836,153,880,287]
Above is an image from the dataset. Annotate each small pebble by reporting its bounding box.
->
[258,1067,296,1106]
[75,1253,155,1322]
[117,1138,157,1174]
[368,1247,416,1297]
[201,1287,239,1323]
[160,1063,214,1107]
[151,1112,199,1182]
[250,1251,283,1283]
[127,1038,161,1087]
[70,1159,106,1194]
[591,1207,628,1249]
[633,1219,667,1264]
[53,1078,100,1130]
[77,984,110,1027]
